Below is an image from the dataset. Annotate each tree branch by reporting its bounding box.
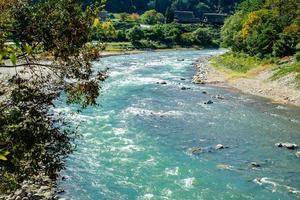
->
[0,63,60,69]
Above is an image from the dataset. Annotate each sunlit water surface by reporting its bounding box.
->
[55,50,300,200]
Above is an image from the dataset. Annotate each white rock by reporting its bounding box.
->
[215,144,224,149]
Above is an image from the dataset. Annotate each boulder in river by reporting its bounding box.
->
[190,147,202,154]
[204,100,213,104]
[180,78,186,80]
[250,162,261,168]
[177,58,185,61]
[275,143,297,150]
[295,151,300,158]
[157,81,167,85]
[216,164,232,170]
[202,91,207,94]
[215,144,224,149]
[181,86,191,90]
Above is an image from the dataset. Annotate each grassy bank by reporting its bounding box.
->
[211,52,300,87]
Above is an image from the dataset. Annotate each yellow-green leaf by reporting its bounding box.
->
[25,44,32,54]
[0,155,8,161]
[10,53,17,65]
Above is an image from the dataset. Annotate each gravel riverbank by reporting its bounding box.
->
[193,57,300,106]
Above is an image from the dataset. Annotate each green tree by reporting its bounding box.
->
[127,25,144,45]
[140,9,165,25]
[164,24,181,44]
[91,19,117,41]
[221,11,247,49]
[237,0,263,13]
[0,0,107,193]
[193,27,213,46]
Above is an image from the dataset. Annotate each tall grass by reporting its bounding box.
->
[211,52,274,73]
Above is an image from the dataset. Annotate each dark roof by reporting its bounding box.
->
[174,11,200,23]
[203,13,228,16]
[203,13,228,24]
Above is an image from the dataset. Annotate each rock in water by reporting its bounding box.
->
[215,95,225,100]
[215,144,224,149]
[295,151,300,157]
[190,147,202,154]
[250,162,261,168]
[275,143,283,147]
[216,164,232,170]
[181,86,191,90]
[204,100,213,104]
[276,143,297,150]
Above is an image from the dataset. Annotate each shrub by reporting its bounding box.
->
[126,26,144,45]
[221,11,247,48]
[193,28,213,47]
[140,10,165,25]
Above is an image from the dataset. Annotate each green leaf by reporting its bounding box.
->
[0,155,8,161]
[10,53,17,65]
[0,50,8,58]
[0,149,9,161]
[24,44,32,54]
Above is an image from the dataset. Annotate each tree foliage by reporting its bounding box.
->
[140,9,165,25]
[221,0,299,57]
[85,0,240,16]
[0,0,107,193]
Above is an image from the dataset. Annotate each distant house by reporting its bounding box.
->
[174,11,200,23]
[202,13,228,24]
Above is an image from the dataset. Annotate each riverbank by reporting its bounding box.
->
[99,47,200,58]
[193,56,300,106]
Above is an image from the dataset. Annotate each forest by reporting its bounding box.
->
[85,0,240,16]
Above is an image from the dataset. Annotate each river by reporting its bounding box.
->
[54,50,300,200]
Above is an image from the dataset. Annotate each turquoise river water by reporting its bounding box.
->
[54,50,300,200]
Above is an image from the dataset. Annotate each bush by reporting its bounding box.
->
[91,20,116,41]
[180,32,195,46]
[126,26,144,45]
[164,24,182,44]
[140,10,165,25]
[144,25,165,41]
[272,23,300,57]
[296,51,300,62]
[115,29,128,42]
[221,11,247,48]
[193,28,213,47]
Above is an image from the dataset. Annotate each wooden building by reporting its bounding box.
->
[174,11,200,23]
[202,13,228,24]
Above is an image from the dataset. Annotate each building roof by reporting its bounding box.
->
[174,11,200,23]
[203,13,228,24]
